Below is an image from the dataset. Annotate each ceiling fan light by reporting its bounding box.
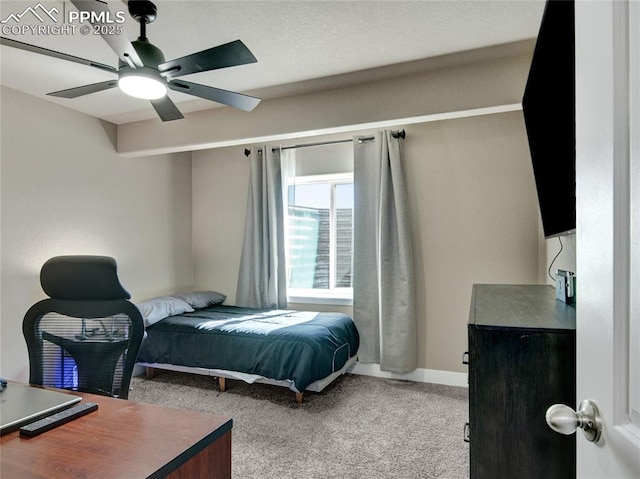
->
[118,75,167,100]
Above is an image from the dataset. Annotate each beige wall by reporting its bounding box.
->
[543,235,577,286]
[118,49,533,157]
[0,86,193,382]
[192,110,540,374]
[405,114,539,371]
[189,49,546,375]
[1,44,563,380]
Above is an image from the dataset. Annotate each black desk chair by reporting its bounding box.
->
[23,256,144,399]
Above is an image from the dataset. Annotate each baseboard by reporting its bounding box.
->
[351,362,468,388]
[134,361,469,388]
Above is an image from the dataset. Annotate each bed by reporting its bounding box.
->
[135,292,359,403]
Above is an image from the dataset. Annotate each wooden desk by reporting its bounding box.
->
[0,388,232,478]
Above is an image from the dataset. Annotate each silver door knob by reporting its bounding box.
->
[545,399,602,443]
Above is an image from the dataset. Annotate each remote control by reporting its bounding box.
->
[19,402,99,437]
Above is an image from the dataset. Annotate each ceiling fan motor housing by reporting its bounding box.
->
[129,39,165,69]
[117,38,167,99]
[118,39,165,82]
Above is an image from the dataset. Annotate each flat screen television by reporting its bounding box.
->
[522,0,576,238]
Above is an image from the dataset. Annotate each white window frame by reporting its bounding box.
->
[286,173,353,305]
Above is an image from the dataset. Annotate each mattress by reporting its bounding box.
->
[136,305,359,392]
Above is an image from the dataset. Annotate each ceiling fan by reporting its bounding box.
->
[0,0,261,121]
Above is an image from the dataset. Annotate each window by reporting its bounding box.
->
[286,173,353,304]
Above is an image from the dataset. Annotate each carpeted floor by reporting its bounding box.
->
[129,371,469,479]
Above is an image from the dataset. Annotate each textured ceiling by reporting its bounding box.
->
[0,0,546,124]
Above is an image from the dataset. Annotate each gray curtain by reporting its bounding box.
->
[353,130,417,372]
[236,146,288,309]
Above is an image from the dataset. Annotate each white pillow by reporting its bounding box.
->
[136,295,194,327]
[172,291,226,309]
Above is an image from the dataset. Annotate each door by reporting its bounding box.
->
[574,0,640,476]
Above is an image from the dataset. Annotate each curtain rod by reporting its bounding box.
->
[243,129,406,156]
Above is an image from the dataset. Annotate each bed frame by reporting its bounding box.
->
[139,355,358,404]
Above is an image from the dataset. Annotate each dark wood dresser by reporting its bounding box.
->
[467,284,576,479]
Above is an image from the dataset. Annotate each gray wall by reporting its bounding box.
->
[1,44,569,379]
[192,111,541,374]
[0,86,193,382]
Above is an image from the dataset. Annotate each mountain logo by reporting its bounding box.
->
[1,3,60,24]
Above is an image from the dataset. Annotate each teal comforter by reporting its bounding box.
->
[137,305,359,392]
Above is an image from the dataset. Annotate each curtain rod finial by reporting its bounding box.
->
[244,148,251,157]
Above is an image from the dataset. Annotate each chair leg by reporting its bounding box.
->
[218,377,226,392]
[295,392,303,404]
[145,367,156,379]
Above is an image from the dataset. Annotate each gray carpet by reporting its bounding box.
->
[129,371,470,479]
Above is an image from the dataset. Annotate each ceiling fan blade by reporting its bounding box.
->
[47,80,118,98]
[159,40,257,80]
[70,0,143,68]
[150,96,185,122]
[168,80,261,112]
[0,36,116,74]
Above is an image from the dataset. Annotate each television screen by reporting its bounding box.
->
[522,0,576,238]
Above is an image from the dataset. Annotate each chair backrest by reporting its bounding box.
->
[23,256,144,399]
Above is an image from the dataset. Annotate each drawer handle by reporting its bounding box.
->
[462,351,469,365]
[463,422,470,443]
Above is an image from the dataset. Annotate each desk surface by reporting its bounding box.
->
[0,387,233,479]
